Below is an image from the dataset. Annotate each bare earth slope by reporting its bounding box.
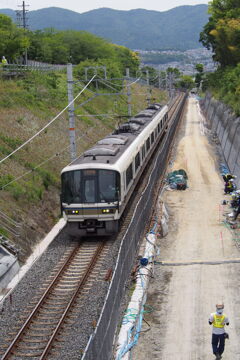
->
[132,97,240,359]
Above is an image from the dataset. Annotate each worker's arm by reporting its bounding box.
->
[209,313,213,325]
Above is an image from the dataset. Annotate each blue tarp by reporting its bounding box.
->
[167,169,188,190]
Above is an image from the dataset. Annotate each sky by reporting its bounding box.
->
[1,0,209,13]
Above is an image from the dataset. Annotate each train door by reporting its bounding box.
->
[82,170,99,219]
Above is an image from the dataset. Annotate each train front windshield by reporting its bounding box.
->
[61,169,120,204]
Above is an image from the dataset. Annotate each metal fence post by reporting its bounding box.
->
[126,68,132,118]
[67,63,77,161]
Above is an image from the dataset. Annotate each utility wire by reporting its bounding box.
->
[0,75,96,165]
[0,126,97,190]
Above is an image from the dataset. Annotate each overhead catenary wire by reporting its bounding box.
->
[0,72,161,188]
[0,126,97,190]
[74,75,150,120]
[0,75,96,165]
[98,75,142,89]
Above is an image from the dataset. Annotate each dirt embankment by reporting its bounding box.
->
[132,97,240,359]
[0,80,166,260]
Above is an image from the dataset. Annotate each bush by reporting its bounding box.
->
[206,64,240,115]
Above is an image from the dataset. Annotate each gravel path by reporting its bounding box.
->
[132,97,240,360]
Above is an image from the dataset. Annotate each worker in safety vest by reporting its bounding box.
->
[224,179,235,194]
[233,195,240,221]
[1,56,8,65]
[222,173,236,183]
[209,302,229,359]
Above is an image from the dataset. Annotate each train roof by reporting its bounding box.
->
[62,103,167,173]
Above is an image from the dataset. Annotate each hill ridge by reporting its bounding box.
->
[0,5,209,50]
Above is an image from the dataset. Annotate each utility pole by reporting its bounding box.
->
[16,1,29,65]
[84,66,107,91]
[67,64,77,161]
[146,70,151,106]
[126,68,132,117]
[167,72,174,100]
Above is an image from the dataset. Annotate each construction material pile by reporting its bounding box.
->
[166,169,188,190]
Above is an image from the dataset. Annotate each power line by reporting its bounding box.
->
[0,126,97,190]
[0,75,96,166]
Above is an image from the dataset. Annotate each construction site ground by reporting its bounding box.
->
[132,96,240,360]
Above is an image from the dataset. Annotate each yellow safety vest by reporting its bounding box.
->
[213,314,225,328]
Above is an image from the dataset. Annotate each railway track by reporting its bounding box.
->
[1,239,110,360]
[0,93,187,360]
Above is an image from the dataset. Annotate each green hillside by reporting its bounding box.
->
[0,5,209,50]
[0,70,167,258]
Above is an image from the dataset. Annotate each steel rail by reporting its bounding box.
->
[40,241,105,360]
[2,241,106,359]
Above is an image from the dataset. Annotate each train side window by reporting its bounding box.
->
[160,120,163,128]
[157,124,160,133]
[141,145,145,160]
[151,132,154,144]
[126,163,133,188]
[146,137,150,151]
[135,152,140,172]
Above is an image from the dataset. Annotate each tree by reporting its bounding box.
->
[195,63,204,88]
[140,66,158,85]
[74,58,122,90]
[166,67,181,77]
[0,14,30,62]
[200,0,240,67]
[177,75,195,90]
[114,45,140,76]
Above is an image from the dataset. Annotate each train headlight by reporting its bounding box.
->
[102,209,110,213]
[67,210,80,215]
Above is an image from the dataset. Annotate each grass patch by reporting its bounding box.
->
[0,134,23,150]
[0,174,14,189]
[0,227,9,239]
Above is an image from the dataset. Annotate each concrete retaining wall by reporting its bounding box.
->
[0,246,20,292]
[200,93,240,187]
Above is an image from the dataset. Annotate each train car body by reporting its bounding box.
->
[61,103,169,236]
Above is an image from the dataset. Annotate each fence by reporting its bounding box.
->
[0,210,21,256]
[82,93,187,360]
[200,93,240,188]
[1,61,67,76]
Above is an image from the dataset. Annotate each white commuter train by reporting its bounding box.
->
[61,103,169,236]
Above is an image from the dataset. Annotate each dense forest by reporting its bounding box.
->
[0,14,140,76]
[200,0,240,114]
